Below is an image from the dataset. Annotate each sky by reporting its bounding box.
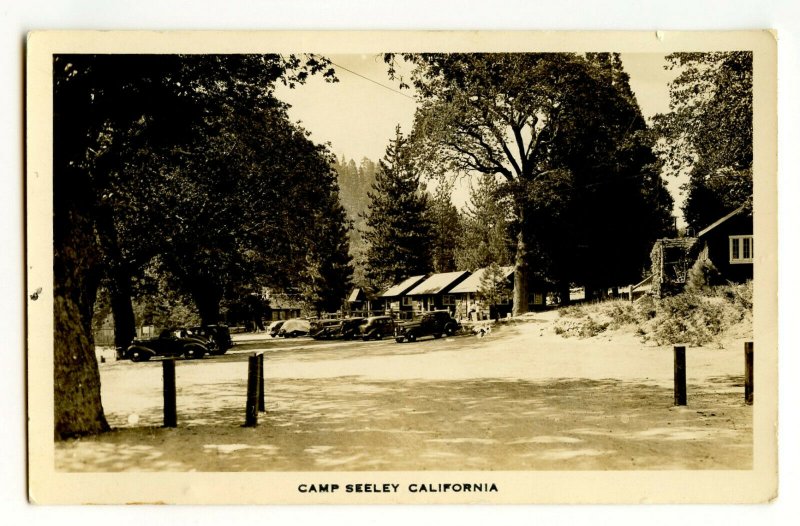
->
[274,53,684,219]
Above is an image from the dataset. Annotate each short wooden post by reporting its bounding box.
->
[674,345,687,406]
[244,353,259,427]
[257,352,265,413]
[163,358,177,428]
[745,341,754,405]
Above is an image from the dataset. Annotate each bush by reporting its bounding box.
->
[553,316,608,338]
[578,318,609,338]
[686,257,721,293]
[648,293,726,346]
[634,294,658,322]
[550,281,752,346]
[721,281,753,314]
[606,301,637,328]
[558,305,588,318]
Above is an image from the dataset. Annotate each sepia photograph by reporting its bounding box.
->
[26,30,777,504]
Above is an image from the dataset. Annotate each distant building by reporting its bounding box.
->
[404,271,471,314]
[449,266,514,320]
[345,287,385,316]
[379,275,428,317]
[650,204,753,296]
[261,287,304,321]
[694,204,754,283]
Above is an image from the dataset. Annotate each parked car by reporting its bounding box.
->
[188,325,232,354]
[394,311,460,343]
[338,317,366,340]
[267,320,285,338]
[124,328,212,362]
[360,316,396,341]
[310,318,342,340]
[278,318,311,338]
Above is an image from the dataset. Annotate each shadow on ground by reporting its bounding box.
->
[57,375,751,472]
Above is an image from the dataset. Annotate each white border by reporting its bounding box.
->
[4,1,800,524]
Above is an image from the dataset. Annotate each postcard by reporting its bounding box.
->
[26,30,777,504]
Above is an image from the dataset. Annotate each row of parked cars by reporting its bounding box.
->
[120,311,465,363]
[120,325,233,362]
[270,311,462,343]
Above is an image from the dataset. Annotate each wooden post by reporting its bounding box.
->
[257,352,265,412]
[674,346,687,406]
[163,358,177,428]
[244,353,259,427]
[745,341,754,405]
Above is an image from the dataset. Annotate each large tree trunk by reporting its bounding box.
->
[192,282,222,326]
[95,205,137,349]
[108,269,137,348]
[512,213,529,316]
[53,192,110,438]
[558,281,571,306]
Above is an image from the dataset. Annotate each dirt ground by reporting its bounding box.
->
[56,313,752,471]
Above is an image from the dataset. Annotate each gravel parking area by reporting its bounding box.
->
[57,321,752,471]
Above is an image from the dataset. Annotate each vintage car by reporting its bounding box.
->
[266,320,285,338]
[359,316,396,341]
[337,317,367,340]
[124,328,213,362]
[188,325,232,354]
[278,318,311,338]
[394,311,460,343]
[310,318,342,340]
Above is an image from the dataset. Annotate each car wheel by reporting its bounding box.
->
[407,333,416,343]
[395,336,404,343]
[445,324,456,336]
[184,346,205,360]
[129,349,150,362]
[375,331,382,340]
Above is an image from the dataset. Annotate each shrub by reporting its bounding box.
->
[558,305,588,318]
[634,294,658,322]
[686,257,721,293]
[550,281,752,346]
[606,301,636,328]
[578,318,609,338]
[725,281,753,314]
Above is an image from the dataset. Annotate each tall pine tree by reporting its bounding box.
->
[427,180,462,273]
[362,126,433,290]
[455,174,513,271]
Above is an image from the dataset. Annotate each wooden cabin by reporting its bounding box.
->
[404,271,471,315]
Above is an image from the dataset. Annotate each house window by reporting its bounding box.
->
[442,295,455,305]
[730,235,754,264]
[402,296,413,306]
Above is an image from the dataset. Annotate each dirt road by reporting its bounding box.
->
[56,320,752,471]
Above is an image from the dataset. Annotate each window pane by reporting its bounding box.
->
[732,238,740,259]
[743,237,751,259]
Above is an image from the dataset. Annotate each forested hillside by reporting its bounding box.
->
[333,155,377,252]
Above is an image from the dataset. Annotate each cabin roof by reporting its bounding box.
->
[380,275,428,298]
[406,271,471,296]
[449,266,515,294]
[697,204,749,238]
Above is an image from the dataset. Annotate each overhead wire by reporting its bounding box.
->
[311,54,416,101]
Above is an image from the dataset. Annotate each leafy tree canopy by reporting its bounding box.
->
[653,51,753,231]
[388,53,674,307]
